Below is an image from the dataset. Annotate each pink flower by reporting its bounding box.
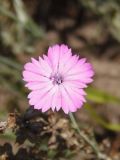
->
[23,44,94,114]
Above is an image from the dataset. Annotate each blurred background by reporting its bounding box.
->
[0,0,120,159]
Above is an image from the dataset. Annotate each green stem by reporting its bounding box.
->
[69,112,106,159]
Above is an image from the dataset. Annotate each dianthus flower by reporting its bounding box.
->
[23,44,94,114]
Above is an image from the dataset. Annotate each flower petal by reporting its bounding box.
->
[51,86,62,111]
[60,85,77,113]
[23,71,49,82]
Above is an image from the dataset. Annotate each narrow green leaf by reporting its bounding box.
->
[0,56,22,71]
[85,104,120,132]
[86,87,120,104]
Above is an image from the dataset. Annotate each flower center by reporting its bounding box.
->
[50,73,63,85]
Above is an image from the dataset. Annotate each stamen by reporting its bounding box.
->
[50,73,63,85]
